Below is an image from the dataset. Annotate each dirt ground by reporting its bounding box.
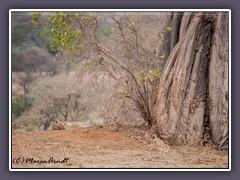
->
[11,126,228,169]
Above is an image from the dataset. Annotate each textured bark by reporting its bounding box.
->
[179,12,195,39]
[170,12,183,51]
[208,12,229,148]
[156,12,172,69]
[156,12,183,70]
[155,12,229,146]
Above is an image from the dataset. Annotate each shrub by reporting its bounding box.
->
[12,95,33,119]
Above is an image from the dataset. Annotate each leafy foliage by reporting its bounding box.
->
[32,12,171,126]
[12,13,50,50]
[166,26,172,32]
[32,12,99,66]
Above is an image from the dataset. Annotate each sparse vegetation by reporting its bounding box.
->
[11,11,229,169]
[12,95,33,119]
[32,12,172,127]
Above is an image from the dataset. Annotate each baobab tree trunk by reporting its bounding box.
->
[156,12,183,70]
[154,12,229,149]
[208,12,229,149]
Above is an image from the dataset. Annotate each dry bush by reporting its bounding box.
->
[14,72,89,130]
[16,12,169,130]
[76,14,166,127]
[12,72,25,96]
[80,70,145,126]
[14,70,145,130]
[32,12,170,127]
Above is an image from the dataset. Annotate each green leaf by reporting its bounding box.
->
[158,37,163,45]
[137,77,144,82]
[160,54,166,58]
[148,69,161,78]
[84,16,91,21]
[166,27,172,32]
[71,31,78,38]
[152,69,160,77]
[51,28,55,33]
[32,12,41,24]
[148,34,153,40]
[140,69,145,74]
[39,32,44,36]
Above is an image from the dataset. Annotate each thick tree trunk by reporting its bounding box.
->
[154,12,229,148]
[179,12,195,39]
[156,12,183,70]
[208,12,229,149]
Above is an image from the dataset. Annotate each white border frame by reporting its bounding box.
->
[9,9,231,171]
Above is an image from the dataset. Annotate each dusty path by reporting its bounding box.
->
[12,126,228,169]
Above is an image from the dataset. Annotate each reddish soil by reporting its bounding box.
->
[12,126,228,169]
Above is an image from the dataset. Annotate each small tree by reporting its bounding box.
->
[32,12,170,127]
[12,94,33,119]
[19,72,33,95]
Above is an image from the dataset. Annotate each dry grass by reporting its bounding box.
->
[12,126,228,169]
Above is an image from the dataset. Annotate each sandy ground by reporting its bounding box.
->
[11,126,228,169]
